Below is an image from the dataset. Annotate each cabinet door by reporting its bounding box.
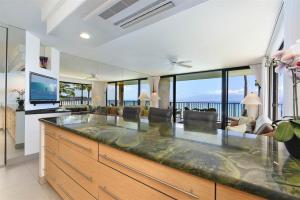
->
[57,166,96,200]
[216,184,265,200]
[58,142,98,198]
[97,163,173,200]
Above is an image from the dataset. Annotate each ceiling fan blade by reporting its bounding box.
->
[177,60,192,64]
[178,63,193,68]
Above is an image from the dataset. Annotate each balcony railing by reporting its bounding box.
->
[71,99,284,121]
[60,97,91,106]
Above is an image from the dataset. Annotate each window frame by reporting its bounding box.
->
[59,81,92,105]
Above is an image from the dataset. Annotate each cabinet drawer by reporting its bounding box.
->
[97,162,173,200]
[45,135,58,162]
[45,159,59,190]
[45,125,59,139]
[57,165,96,200]
[216,184,265,200]
[99,143,214,200]
[58,142,98,198]
[58,129,98,160]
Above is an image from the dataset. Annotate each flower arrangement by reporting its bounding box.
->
[12,89,25,100]
[267,39,300,158]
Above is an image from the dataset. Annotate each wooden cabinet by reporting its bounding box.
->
[58,142,98,198]
[7,107,16,140]
[43,124,264,200]
[58,128,98,160]
[216,184,266,200]
[98,143,215,200]
[46,158,96,200]
[97,162,172,200]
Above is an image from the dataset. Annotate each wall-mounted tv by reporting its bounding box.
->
[30,72,58,102]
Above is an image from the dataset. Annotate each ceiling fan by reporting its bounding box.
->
[84,73,100,80]
[169,58,193,68]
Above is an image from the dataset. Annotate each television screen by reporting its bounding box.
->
[30,73,57,101]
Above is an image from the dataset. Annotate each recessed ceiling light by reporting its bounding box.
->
[80,32,90,39]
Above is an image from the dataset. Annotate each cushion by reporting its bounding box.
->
[227,124,247,133]
[238,116,251,125]
[255,123,274,135]
[254,115,272,133]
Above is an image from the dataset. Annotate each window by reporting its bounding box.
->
[123,80,139,106]
[278,72,284,119]
[107,83,116,106]
[140,79,150,106]
[59,82,92,105]
[227,69,258,119]
[175,71,222,121]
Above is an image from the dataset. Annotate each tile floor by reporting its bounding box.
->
[0,158,61,200]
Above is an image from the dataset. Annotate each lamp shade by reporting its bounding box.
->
[139,91,150,100]
[241,92,261,105]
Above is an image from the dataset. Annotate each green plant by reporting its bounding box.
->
[275,120,300,142]
[59,82,75,98]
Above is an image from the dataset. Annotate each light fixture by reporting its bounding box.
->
[80,32,90,39]
[241,93,261,105]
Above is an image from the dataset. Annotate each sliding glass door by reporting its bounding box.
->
[175,71,222,121]
[227,69,258,119]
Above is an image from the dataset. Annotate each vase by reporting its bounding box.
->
[17,99,24,111]
[284,135,300,159]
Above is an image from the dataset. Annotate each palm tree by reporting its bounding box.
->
[74,84,92,104]
[59,82,75,98]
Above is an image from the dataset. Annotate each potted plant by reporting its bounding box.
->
[12,89,25,111]
[268,40,300,158]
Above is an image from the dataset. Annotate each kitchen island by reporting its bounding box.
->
[39,114,300,200]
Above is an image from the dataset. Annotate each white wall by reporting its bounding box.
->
[59,76,93,84]
[25,31,60,111]
[25,31,64,155]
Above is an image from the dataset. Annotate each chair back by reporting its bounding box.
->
[183,110,217,132]
[123,106,141,120]
[148,107,173,122]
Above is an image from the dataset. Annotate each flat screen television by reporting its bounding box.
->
[30,72,58,102]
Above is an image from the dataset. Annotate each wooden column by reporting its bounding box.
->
[118,82,124,107]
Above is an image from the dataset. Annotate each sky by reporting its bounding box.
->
[107,75,260,103]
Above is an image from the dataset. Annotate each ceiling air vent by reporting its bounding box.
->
[114,0,175,29]
[99,0,139,20]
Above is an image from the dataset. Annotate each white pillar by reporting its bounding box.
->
[159,78,170,109]
[148,77,160,108]
[92,81,107,106]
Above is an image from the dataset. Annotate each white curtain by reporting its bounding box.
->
[250,64,262,87]
[148,76,160,108]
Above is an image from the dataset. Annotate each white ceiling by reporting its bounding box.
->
[0,0,283,81]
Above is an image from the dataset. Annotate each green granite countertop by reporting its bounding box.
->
[40,114,300,200]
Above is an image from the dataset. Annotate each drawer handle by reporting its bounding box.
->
[58,184,74,200]
[58,156,93,182]
[59,136,92,152]
[99,153,199,199]
[99,186,121,200]
[45,148,56,156]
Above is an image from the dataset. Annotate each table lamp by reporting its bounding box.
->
[241,92,261,120]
